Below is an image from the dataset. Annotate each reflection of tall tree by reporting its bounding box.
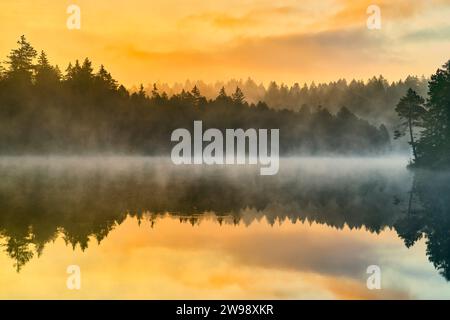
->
[395,170,450,280]
[394,178,425,248]
[4,235,34,272]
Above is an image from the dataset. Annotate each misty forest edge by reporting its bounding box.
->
[0,36,449,168]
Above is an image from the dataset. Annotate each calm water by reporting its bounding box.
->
[0,156,449,299]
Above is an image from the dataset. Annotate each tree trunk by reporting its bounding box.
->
[409,106,418,161]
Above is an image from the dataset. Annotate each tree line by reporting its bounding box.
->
[0,36,391,155]
[148,75,428,127]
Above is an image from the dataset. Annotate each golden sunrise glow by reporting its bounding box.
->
[0,216,422,299]
[1,0,450,87]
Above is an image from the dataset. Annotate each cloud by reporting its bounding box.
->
[401,27,450,42]
[67,18,448,85]
[118,26,389,63]
[3,0,449,85]
[320,276,411,299]
[179,5,304,30]
[317,0,448,32]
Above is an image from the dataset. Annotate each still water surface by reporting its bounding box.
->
[0,157,449,299]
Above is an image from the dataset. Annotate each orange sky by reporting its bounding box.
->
[1,0,450,87]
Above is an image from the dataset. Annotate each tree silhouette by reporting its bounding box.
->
[5,236,35,272]
[415,60,450,168]
[394,88,426,162]
[4,35,37,83]
[35,51,60,90]
[95,64,117,91]
[0,35,391,155]
[216,86,229,102]
[396,170,450,280]
[231,86,245,105]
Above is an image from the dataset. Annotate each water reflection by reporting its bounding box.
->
[394,169,450,280]
[0,157,448,295]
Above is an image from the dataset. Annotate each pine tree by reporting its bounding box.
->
[138,84,146,98]
[217,87,227,100]
[65,62,74,81]
[394,88,426,162]
[191,85,203,106]
[0,64,5,80]
[80,58,94,81]
[4,35,37,82]
[35,51,60,88]
[191,85,200,98]
[231,86,245,105]
[151,83,160,99]
[416,60,450,167]
[95,65,117,91]
[64,60,81,84]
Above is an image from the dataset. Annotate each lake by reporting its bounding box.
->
[0,156,449,299]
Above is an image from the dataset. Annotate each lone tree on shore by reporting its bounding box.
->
[394,88,426,162]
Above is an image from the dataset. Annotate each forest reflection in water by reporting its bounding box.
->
[0,156,449,299]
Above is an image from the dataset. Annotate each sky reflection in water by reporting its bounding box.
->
[0,157,449,299]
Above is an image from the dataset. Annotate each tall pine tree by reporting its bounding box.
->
[416,60,450,167]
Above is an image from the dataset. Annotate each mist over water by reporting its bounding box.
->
[0,156,412,225]
[0,155,449,298]
[0,155,417,240]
